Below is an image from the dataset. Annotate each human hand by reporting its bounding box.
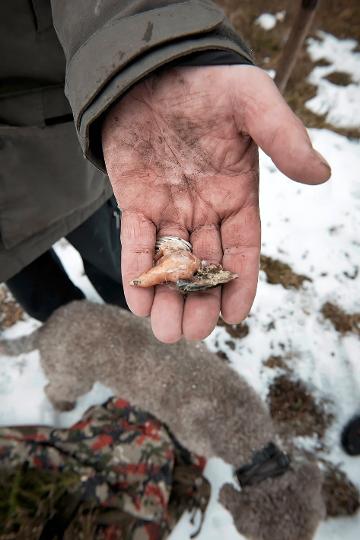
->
[102,65,330,343]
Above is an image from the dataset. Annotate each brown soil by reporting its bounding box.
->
[217,318,250,339]
[324,71,354,86]
[216,0,360,138]
[260,255,312,289]
[225,339,236,351]
[322,462,360,518]
[0,285,24,331]
[216,350,230,362]
[321,302,360,335]
[263,355,290,371]
[267,375,332,438]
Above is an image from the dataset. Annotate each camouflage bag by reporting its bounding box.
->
[0,398,210,540]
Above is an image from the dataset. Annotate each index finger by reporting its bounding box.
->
[221,205,261,324]
[121,211,156,317]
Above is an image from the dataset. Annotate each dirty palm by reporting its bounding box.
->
[103,65,331,343]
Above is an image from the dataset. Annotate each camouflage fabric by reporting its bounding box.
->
[0,398,210,540]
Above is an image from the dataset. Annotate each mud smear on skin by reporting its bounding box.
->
[0,285,24,331]
[321,302,360,336]
[260,255,311,289]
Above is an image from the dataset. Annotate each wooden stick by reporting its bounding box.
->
[274,0,319,94]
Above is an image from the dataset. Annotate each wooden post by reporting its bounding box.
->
[274,0,319,94]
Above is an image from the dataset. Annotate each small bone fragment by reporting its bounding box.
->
[130,250,200,287]
[130,237,237,290]
[176,265,238,292]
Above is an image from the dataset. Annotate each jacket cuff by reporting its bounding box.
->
[173,49,253,67]
[65,1,253,171]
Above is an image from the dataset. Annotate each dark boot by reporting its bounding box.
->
[341,416,360,456]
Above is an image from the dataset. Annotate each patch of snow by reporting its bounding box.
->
[306,32,360,128]
[53,239,103,303]
[0,348,113,428]
[256,11,285,31]
[0,351,53,427]
[276,10,286,23]
[255,13,277,31]
[316,514,360,540]
[266,68,276,79]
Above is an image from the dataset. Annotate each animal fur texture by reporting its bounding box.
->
[0,300,325,539]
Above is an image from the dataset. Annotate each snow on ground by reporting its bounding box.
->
[306,32,360,128]
[255,11,285,31]
[1,31,359,540]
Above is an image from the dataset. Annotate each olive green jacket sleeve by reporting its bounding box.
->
[50,0,253,171]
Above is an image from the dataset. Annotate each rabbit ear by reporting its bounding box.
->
[220,462,325,540]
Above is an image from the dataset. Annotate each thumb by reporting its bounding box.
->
[232,66,331,184]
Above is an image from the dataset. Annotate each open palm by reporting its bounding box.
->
[102,65,330,343]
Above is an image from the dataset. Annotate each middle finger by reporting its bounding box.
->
[183,224,222,340]
[150,224,189,343]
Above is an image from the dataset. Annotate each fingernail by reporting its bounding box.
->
[314,149,331,173]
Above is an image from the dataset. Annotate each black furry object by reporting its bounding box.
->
[236,443,290,487]
[341,416,360,456]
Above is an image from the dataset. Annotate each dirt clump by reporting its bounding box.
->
[260,255,312,289]
[321,302,360,335]
[0,285,24,331]
[324,71,353,86]
[225,340,236,351]
[216,350,230,362]
[267,375,332,439]
[321,462,360,518]
[263,355,289,371]
[217,318,250,339]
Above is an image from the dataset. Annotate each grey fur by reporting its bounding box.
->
[0,300,325,539]
[0,331,38,356]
